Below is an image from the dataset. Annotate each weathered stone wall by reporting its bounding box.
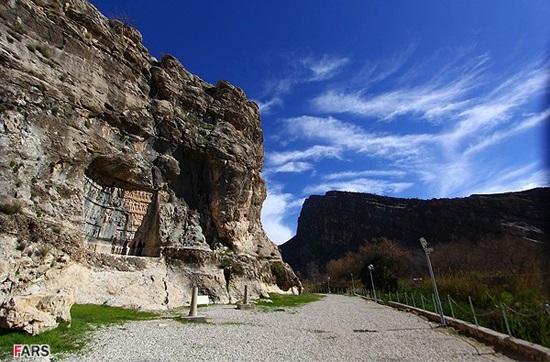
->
[0,0,300,308]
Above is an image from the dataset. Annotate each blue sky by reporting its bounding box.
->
[89,0,549,244]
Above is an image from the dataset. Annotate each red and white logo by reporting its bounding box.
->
[13,344,50,358]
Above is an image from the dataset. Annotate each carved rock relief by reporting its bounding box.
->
[82,176,156,256]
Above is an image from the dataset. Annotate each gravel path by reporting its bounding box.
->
[61,294,513,361]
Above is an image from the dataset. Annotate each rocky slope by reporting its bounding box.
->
[0,0,299,309]
[280,188,549,279]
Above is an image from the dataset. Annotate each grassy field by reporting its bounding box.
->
[255,292,323,309]
[0,304,158,358]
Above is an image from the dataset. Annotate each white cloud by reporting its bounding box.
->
[357,43,416,84]
[465,164,550,196]
[267,144,343,167]
[312,51,493,122]
[261,185,303,245]
[304,178,413,195]
[281,55,548,197]
[272,161,314,173]
[323,170,406,180]
[464,108,550,157]
[258,54,352,114]
[283,116,435,159]
[264,50,548,202]
[445,63,549,147]
[301,55,351,81]
[255,97,283,115]
[311,52,549,128]
[312,76,475,122]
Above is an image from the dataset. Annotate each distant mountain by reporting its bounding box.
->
[280,188,549,280]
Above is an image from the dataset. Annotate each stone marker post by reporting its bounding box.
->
[189,286,198,317]
[237,285,254,310]
[243,285,249,305]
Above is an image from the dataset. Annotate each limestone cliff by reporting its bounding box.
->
[0,0,299,309]
[280,188,549,279]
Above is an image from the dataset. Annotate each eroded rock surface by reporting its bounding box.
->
[0,289,74,335]
[0,0,299,309]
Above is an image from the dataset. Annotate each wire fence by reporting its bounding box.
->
[304,285,550,348]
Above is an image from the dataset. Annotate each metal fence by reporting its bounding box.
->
[304,285,550,347]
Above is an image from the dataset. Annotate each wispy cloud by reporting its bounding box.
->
[357,43,416,84]
[255,97,283,115]
[301,55,351,81]
[323,170,407,180]
[257,54,351,115]
[312,56,488,122]
[463,163,550,196]
[304,178,413,195]
[271,161,314,174]
[267,144,343,167]
[445,61,550,147]
[305,168,412,196]
[463,108,550,157]
[283,116,435,159]
[277,53,549,196]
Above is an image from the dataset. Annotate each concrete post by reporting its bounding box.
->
[236,284,255,310]
[243,285,249,305]
[189,286,198,317]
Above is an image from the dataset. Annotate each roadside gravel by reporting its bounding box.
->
[61,294,514,361]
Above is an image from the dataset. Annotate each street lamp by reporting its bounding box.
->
[419,237,446,326]
[367,264,376,301]
[327,276,331,294]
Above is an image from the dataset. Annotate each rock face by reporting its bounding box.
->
[280,188,549,279]
[0,289,74,335]
[0,0,299,309]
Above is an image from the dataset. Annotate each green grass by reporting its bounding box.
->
[255,293,323,309]
[0,304,158,358]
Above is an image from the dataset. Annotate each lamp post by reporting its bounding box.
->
[327,276,331,294]
[368,264,376,301]
[419,237,446,326]
[351,273,356,295]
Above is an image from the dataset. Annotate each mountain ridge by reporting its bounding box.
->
[280,187,549,280]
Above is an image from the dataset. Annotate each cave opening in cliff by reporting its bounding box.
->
[82,160,161,257]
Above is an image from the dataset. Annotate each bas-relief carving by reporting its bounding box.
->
[82,176,153,255]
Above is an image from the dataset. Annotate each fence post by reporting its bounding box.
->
[501,303,512,337]
[405,293,409,305]
[420,293,426,310]
[469,296,478,327]
[397,291,400,303]
[448,295,455,319]
[432,294,437,313]
[412,293,416,308]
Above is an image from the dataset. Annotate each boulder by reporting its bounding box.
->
[0,289,75,335]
